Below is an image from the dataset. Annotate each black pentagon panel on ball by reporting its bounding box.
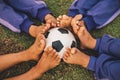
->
[71,41,76,48]
[45,31,50,38]
[58,28,69,34]
[52,40,64,52]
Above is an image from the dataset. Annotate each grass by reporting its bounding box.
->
[0,0,120,80]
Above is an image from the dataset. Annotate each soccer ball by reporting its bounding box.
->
[45,27,77,58]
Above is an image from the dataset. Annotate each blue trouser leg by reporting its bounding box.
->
[83,0,120,31]
[95,34,120,58]
[5,0,51,22]
[88,54,120,80]
[68,0,100,17]
[68,0,120,31]
[0,0,33,33]
[87,34,120,80]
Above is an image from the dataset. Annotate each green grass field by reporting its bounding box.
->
[0,0,120,80]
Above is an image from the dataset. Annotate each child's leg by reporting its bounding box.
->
[71,19,96,49]
[35,46,61,74]
[6,0,57,27]
[72,19,120,59]
[69,0,120,31]
[68,0,100,17]
[72,17,120,58]
[83,0,120,31]
[5,47,60,80]
[63,47,120,80]
[0,0,33,33]
[75,21,120,58]
[57,0,100,28]
[0,0,49,37]
[6,0,50,22]
[87,54,120,80]
[0,33,45,72]
[94,34,120,58]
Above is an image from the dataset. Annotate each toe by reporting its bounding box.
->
[78,20,86,28]
[53,52,58,58]
[56,55,61,62]
[63,56,68,62]
[63,52,70,58]
[58,15,63,20]
[71,48,77,55]
[52,22,57,27]
[62,15,68,19]
[57,21,60,27]
[36,34,45,45]
[44,47,51,56]
[74,14,83,21]
[48,47,55,57]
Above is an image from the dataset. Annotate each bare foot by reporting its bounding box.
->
[29,25,50,37]
[4,47,60,80]
[63,48,90,68]
[35,47,61,74]
[71,14,83,34]
[45,14,57,27]
[57,15,72,27]
[26,33,46,61]
[75,21,96,49]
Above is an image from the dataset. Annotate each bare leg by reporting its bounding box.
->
[57,15,72,27]
[6,47,61,80]
[0,33,45,72]
[63,48,90,68]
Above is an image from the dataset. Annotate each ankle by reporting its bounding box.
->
[26,48,39,61]
[20,49,32,61]
[80,54,90,68]
[35,63,46,74]
[82,55,90,68]
[25,66,44,80]
[89,38,96,50]
[32,66,44,76]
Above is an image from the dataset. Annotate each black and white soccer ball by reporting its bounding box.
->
[45,27,77,58]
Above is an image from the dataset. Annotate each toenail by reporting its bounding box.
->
[57,21,60,24]
[76,21,79,25]
[76,26,80,29]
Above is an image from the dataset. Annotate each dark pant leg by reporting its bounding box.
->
[88,54,120,80]
[6,0,51,22]
[0,0,33,33]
